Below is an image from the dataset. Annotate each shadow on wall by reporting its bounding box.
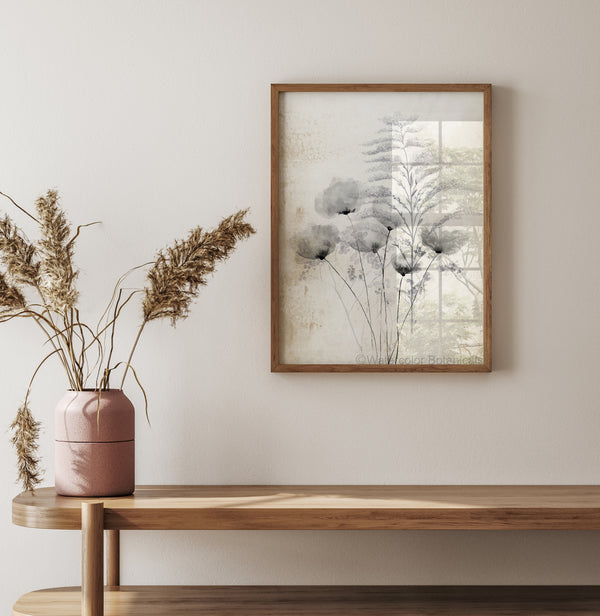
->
[490,85,516,373]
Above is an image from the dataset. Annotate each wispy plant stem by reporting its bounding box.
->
[392,254,438,360]
[120,319,147,389]
[347,216,375,354]
[324,258,377,354]
[33,281,79,387]
[0,191,40,224]
[31,313,78,389]
[392,276,403,364]
[8,302,79,389]
[24,348,63,403]
[103,289,126,389]
[326,265,362,352]
[379,230,391,360]
[61,310,83,389]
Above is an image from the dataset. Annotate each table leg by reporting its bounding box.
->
[82,502,104,616]
[106,529,120,586]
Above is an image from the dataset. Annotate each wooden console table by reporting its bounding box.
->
[12,485,600,615]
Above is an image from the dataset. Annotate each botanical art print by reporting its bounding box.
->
[272,85,491,371]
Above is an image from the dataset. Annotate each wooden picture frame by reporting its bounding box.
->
[272,84,491,372]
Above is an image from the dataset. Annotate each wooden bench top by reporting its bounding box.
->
[13,485,600,530]
[13,586,600,616]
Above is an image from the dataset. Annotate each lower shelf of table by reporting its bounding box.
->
[12,586,600,615]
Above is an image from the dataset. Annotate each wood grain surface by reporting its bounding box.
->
[106,530,120,587]
[270,83,492,373]
[12,586,600,616]
[12,485,600,530]
[81,503,103,616]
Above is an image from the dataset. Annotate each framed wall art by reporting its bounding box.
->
[271,84,491,372]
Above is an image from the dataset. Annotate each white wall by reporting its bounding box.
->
[1,0,600,608]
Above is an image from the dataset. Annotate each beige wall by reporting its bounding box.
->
[1,0,599,607]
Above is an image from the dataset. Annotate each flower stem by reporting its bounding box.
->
[324,258,377,354]
[348,216,375,355]
[326,265,362,352]
[380,230,391,360]
[393,276,403,364]
[398,255,438,336]
[388,254,438,363]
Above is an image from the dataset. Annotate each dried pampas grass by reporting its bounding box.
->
[0,214,40,286]
[143,209,255,323]
[10,403,43,492]
[1,189,256,491]
[35,190,79,312]
[0,271,26,310]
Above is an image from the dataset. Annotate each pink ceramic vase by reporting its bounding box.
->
[55,389,135,497]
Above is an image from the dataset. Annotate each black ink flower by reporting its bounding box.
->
[359,203,402,231]
[420,226,468,256]
[345,219,388,253]
[391,255,412,276]
[296,224,339,260]
[315,178,362,217]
